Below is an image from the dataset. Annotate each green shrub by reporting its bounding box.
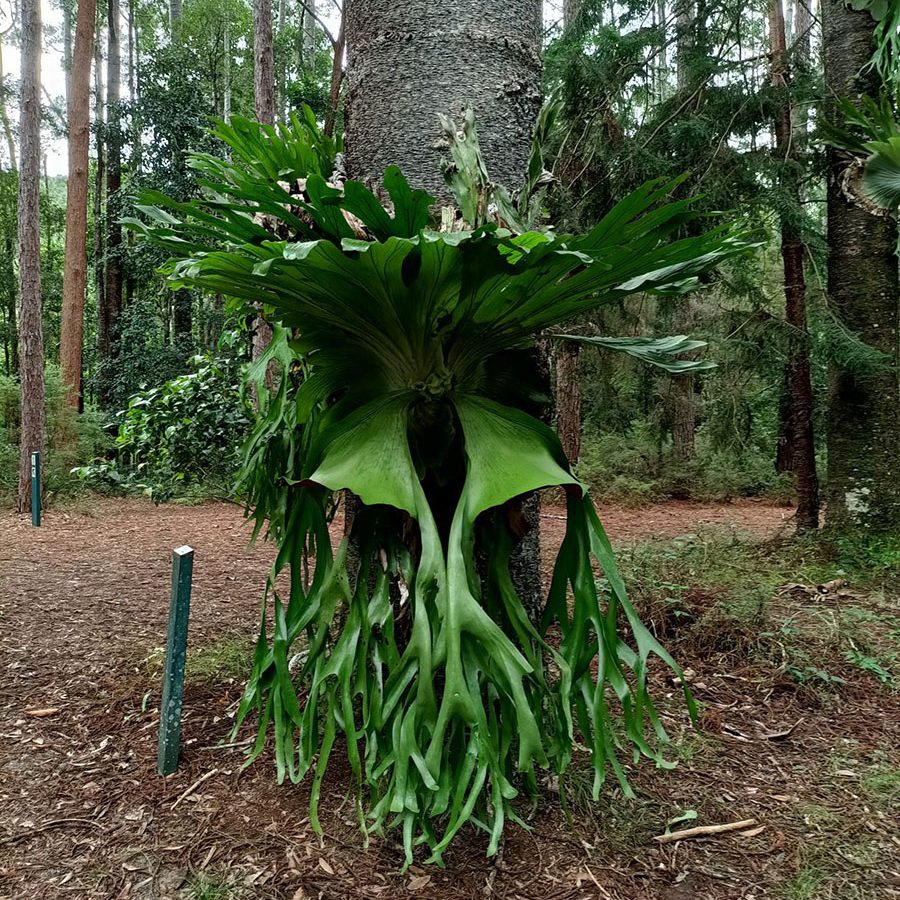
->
[576,426,793,504]
[77,352,249,500]
[0,366,111,506]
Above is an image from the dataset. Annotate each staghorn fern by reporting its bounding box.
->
[130,111,746,866]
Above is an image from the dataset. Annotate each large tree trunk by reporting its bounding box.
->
[16,0,45,513]
[823,0,900,532]
[345,1,543,198]
[770,0,819,532]
[104,0,123,358]
[345,0,545,619]
[94,19,108,359]
[60,0,97,411]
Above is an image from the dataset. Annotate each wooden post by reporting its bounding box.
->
[157,545,194,776]
[30,451,41,526]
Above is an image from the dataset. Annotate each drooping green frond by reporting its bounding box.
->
[557,334,715,374]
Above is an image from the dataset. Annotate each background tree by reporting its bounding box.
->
[770,0,818,531]
[60,0,98,410]
[823,0,900,532]
[16,0,45,511]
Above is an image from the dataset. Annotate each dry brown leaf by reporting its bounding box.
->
[408,874,432,891]
[25,708,60,718]
[739,825,767,837]
[317,858,334,876]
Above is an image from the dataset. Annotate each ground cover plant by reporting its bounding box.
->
[129,110,747,864]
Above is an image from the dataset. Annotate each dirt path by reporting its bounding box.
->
[0,498,894,900]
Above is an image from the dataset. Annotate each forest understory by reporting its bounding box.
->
[1,497,897,900]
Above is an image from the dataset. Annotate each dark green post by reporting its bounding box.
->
[30,451,41,527]
[157,545,194,776]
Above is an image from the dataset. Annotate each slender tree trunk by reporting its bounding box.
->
[323,13,344,138]
[302,0,316,65]
[345,0,545,618]
[770,0,819,531]
[554,340,582,464]
[223,19,232,121]
[94,20,108,358]
[104,0,123,355]
[251,0,277,370]
[60,0,97,411]
[667,0,699,463]
[169,0,182,32]
[253,0,276,124]
[823,0,900,532]
[17,0,44,513]
[0,38,17,171]
[563,0,582,29]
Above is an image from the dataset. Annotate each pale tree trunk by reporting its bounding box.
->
[0,37,17,171]
[60,0,97,412]
[823,0,900,532]
[302,0,316,65]
[169,0,182,33]
[223,19,232,121]
[770,0,819,532]
[251,0,276,371]
[17,0,45,513]
[345,0,545,617]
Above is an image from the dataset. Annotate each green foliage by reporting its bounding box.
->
[0,367,110,504]
[132,115,745,863]
[78,351,248,500]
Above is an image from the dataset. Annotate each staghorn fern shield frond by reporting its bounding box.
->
[131,112,746,866]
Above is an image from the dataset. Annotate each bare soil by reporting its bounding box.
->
[1,497,897,900]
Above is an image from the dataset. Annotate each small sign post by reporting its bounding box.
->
[30,451,41,527]
[157,545,194,776]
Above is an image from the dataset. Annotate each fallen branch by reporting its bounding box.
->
[171,768,219,809]
[654,818,758,844]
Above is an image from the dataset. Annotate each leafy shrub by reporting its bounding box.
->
[577,426,793,504]
[77,352,249,500]
[88,298,189,411]
[0,366,111,505]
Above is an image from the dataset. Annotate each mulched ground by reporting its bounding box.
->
[0,497,897,900]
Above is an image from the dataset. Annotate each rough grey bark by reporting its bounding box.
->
[345,1,543,198]
[823,0,900,532]
[16,0,45,512]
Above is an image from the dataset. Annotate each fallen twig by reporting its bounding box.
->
[654,818,758,844]
[0,817,103,846]
[171,768,219,809]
